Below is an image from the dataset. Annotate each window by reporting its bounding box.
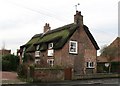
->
[69,41,78,54]
[35,59,40,64]
[22,47,26,58]
[36,45,40,50]
[48,43,53,49]
[48,49,54,56]
[47,59,54,67]
[35,51,40,57]
[86,62,94,68]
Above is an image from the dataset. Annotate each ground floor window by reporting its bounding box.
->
[47,59,54,67]
[35,58,40,64]
[86,62,94,68]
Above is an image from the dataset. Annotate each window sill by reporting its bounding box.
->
[69,52,78,55]
[86,67,94,69]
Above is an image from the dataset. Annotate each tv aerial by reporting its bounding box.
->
[75,3,80,11]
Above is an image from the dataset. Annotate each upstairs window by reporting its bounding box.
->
[35,51,40,57]
[23,47,26,52]
[86,62,94,68]
[35,45,40,57]
[48,43,53,49]
[69,41,78,54]
[48,49,54,56]
[36,45,40,50]
[22,47,26,58]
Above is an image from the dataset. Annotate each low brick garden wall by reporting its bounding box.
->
[30,68,64,82]
[29,66,120,82]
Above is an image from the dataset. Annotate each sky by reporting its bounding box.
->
[0,0,119,55]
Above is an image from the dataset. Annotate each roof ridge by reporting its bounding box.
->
[43,23,74,36]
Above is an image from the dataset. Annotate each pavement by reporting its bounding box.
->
[0,71,26,85]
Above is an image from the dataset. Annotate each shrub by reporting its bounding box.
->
[17,63,28,78]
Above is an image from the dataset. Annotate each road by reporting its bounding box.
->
[2,78,120,86]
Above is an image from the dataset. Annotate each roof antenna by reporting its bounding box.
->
[75,3,80,11]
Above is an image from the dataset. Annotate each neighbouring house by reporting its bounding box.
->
[97,37,120,73]
[0,49,11,57]
[20,10,99,75]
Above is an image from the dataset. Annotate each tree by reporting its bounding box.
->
[100,45,119,73]
[22,53,34,63]
[2,54,19,71]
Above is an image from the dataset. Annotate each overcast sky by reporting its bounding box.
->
[0,0,119,54]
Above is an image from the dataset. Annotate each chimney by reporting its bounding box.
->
[74,11,83,26]
[44,23,51,33]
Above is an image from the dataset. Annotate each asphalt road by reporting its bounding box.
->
[2,78,120,86]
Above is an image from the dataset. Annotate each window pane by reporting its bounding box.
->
[87,62,89,67]
[91,62,93,67]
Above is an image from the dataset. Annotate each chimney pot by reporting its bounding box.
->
[74,11,83,25]
[44,23,51,33]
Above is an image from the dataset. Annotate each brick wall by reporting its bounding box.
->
[33,25,97,75]
[32,68,64,82]
[59,26,97,74]
[0,49,11,56]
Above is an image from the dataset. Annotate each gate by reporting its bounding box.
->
[64,68,72,80]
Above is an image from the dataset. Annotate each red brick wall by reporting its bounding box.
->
[59,26,97,74]
[0,49,11,56]
[33,68,64,82]
[34,25,97,75]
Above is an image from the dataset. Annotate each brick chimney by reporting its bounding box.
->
[44,23,51,33]
[74,11,83,26]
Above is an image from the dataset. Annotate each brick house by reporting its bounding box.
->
[20,10,99,75]
[97,37,120,62]
[0,49,11,56]
[97,37,120,73]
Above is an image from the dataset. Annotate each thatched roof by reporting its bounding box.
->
[21,23,99,52]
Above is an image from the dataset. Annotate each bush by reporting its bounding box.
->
[2,60,11,71]
[29,64,35,78]
[17,63,28,78]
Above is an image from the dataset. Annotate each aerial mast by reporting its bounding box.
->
[75,3,80,11]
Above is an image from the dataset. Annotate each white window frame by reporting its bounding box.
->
[36,45,40,51]
[22,47,26,58]
[48,43,53,49]
[35,59,40,64]
[48,49,54,56]
[86,62,94,68]
[35,51,40,57]
[47,59,54,67]
[69,41,78,54]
